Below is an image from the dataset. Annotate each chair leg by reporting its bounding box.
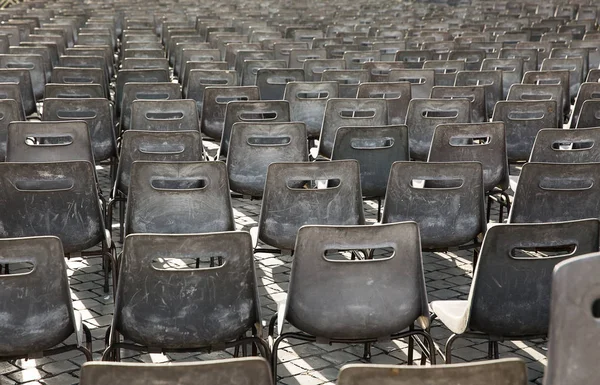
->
[271,335,285,385]
[119,197,125,243]
[445,334,460,363]
[407,325,414,365]
[362,343,371,361]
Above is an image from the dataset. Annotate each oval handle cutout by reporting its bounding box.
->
[494,65,517,72]
[371,69,391,75]
[297,55,320,61]
[313,66,338,74]
[449,136,491,146]
[266,76,296,85]
[247,136,291,146]
[397,77,426,84]
[238,111,278,121]
[592,298,600,319]
[466,79,493,86]
[369,92,401,99]
[538,177,594,191]
[591,92,600,99]
[63,76,94,83]
[25,135,74,146]
[549,65,577,71]
[7,63,34,69]
[507,111,546,120]
[286,178,341,190]
[151,257,224,270]
[145,111,184,120]
[510,244,576,259]
[15,179,74,191]
[56,93,92,98]
[150,177,207,190]
[216,96,249,104]
[200,78,230,85]
[56,110,97,119]
[422,110,459,118]
[323,247,395,262]
[536,79,560,85]
[135,92,170,99]
[552,140,594,150]
[296,91,329,99]
[191,55,215,61]
[0,261,34,275]
[351,137,395,149]
[139,144,185,154]
[0,92,8,99]
[339,109,376,118]
[520,93,552,101]
[410,178,464,189]
[351,57,375,63]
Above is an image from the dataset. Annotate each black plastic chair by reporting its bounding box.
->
[455,70,502,120]
[201,86,260,141]
[357,82,411,126]
[269,222,435,383]
[570,82,600,128]
[44,83,105,99]
[530,128,600,163]
[0,98,24,161]
[522,70,571,119]
[130,99,199,132]
[387,69,435,99]
[0,236,93,361]
[256,68,305,100]
[507,84,564,127]
[431,219,600,363]
[283,81,338,140]
[430,85,486,123]
[0,54,46,100]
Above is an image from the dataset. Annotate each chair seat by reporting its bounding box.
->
[431,300,469,334]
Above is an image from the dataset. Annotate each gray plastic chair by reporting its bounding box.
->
[44,83,105,99]
[120,82,182,133]
[269,222,434,383]
[357,82,411,126]
[125,161,235,236]
[575,99,600,128]
[115,69,169,115]
[395,49,432,68]
[201,86,260,140]
[544,252,600,385]
[256,68,304,100]
[481,58,524,100]
[52,67,108,99]
[388,69,435,99]
[430,85,486,123]
[283,81,338,139]
[509,163,600,224]
[455,70,502,120]
[571,82,600,128]
[338,359,527,385]
[288,48,326,69]
[0,236,92,361]
[9,46,52,84]
[541,58,583,102]
[184,69,237,113]
[256,160,365,252]
[507,84,564,127]
[362,61,407,82]
[431,219,600,363]
[423,60,465,86]
[130,99,199,132]
[227,122,308,198]
[80,358,272,385]
[319,98,388,159]
[0,54,46,100]
[182,61,228,88]
[522,70,571,119]
[303,58,345,81]
[530,128,600,163]
[0,98,24,161]
[321,69,369,98]
[0,69,35,116]
[103,231,269,360]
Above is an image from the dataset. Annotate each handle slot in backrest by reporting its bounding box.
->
[63,76,93,83]
[422,110,459,118]
[410,178,464,189]
[7,63,34,69]
[441,95,475,102]
[56,110,97,119]
[592,299,600,318]
[56,93,92,98]
[297,91,329,99]
[0,261,34,275]
[520,93,552,101]
[396,77,426,84]
[216,96,249,104]
[494,65,517,72]
[369,92,401,99]
[507,111,546,120]
[339,109,376,118]
[15,178,74,191]
[199,78,229,85]
[25,134,74,146]
[266,76,297,85]
[590,92,600,99]
[466,79,493,86]
[247,136,291,146]
[351,137,395,149]
[510,244,576,259]
[238,111,278,120]
[323,247,395,261]
[286,178,341,190]
[145,111,184,120]
[535,79,560,85]
[538,177,594,191]
[297,55,320,61]
[350,57,375,63]
[135,92,170,99]
[313,66,338,74]
[138,144,185,154]
[151,257,224,270]
[150,177,207,190]
[190,55,215,61]
[449,135,491,146]
[549,64,577,71]
[371,69,391,75]
[552,140,594,150]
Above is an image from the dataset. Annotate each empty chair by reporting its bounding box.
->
[395,49,432,68]
[103,232,269,360]
[507,84,564,127]
[80,358,272,385]
[509,163,600,223]
[530,128,600,163]
[338,359,527,385]
[184,69,237,112]
[430,85,486,123]
[541,58,583,102]
[227,122,308,197]
[130,99,199,132]
[571,82,600,128]
[125,161,235,236]
[284,81,338,139]
[256,68,304,100]
[0,236,92,361]
[431,219,600,362]
[362,61,407,82]
[256,160,365,252]
[455,70,502,120]
[388,69,435,99]
[481,58,524,99]
[115,69,169,115]
[406,98,471,161]
[319,98,388,159]
[448,49,486,71]
[522,70,571,119]
[423,60,465,86]
[0,70,35,118]
[240,60,286,87]
[576,100,600,128]
[52,67,108,99]
[201,86,260,140]
[0,99,24,161]
[44,83,105,99]
[303,58,345,81]
[270,222,434,383]
[544,252,600,385]
[321,69,369,98]
[0,54,46,100]
[357,82,411,125]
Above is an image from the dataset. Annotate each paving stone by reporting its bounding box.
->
[0,363,19,376]
[39,373,78,385]
[40,361,78,376]
[8,368,46,383]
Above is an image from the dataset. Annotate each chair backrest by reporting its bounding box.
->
[571,82,600,128]
[395,49,432,68]
[0,68,36,116]
[0,161,104,253]
[454,70,502,119]
[321,69,369,98]
[0,54,46,100]
[357,82,411,126]
[285,222,428,339]
[44,83,105,99]
[201,86,260,140]
[337,359,528,385]
[256,68,305,100]
[227,122,308,197]
[115,130,204,195]
[130,99,199,132]
[499,48,538,74]
[522,70,570,117]
[258,160,365,251]
[545,252,600,385]
[52,67,107,99]
[79,358,273,385]
[361,61,406,82]
[0,98,24,161]
[530,127,600,163]
[406,98,471,161]
[184,69,237,112]
[320,98,388,159]
[303,58,345,81]
[429,122,509,192]
[283,81,338,139]
[114,231,260,348]
[507,84,564,127]
[467,219,600,337]
[240,59,286,87]
[125,161,234,235]
[387,69,435,99]
[422,59,465,86]
[0,236,77,357]
[9,46,52,84]
[510,163,600,223]
[122,58,169,71]
[331,125,409,198]
[182,61,228,88]
[42,98,115,162]
[382,161,485,249]
[575,99,600,129]
[120,82,181,132]
[540,57,583,102]
[492,100,558,162]
[430,85,486,123]
[288,48,326,69]
[115,69,170,115]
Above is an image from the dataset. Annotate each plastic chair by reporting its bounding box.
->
[0,54,46,100]
[283,81,338,139]
[509,163,600,224]
[115,69,169,115]
[44,83,105,99]
[269,222,435,383]
[544,252,600,385]
[240,59,286,87]
[395,49,432,68]
[0,98,24,161]
[103,231,269,361]
[541,58,583,102]
[80,358,272,385]
[362,61,407,82]
[256,68,304,100]
[321,69,369,98]
[455,70,502,120]
[9,46,52,84]
[184,69,237,113]
[357,82,411,125]
[530,128,600,163]
[201,86,260,140]
[431,219,600,363]
[0,236,93,361]
[388,69,435,99]
[423,60,465,86]
[256,160,365,253]
[130,99,199,132]
[125,161,235,236]
[303,58,345,81]
[52,67,108,99]
[522,70,571,119]
[338,359,527,385]
[430,85,486,123]
[507,84,564,127]
[120,82,182,133]
[481,58,524,99]
[499,48,538,74]
[570,82,600,128]
[227,122,308,198]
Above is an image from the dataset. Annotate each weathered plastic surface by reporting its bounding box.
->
[185,70,237,115]
[499,48,538,74]
[65,46,114,78]
[9,46,52,84]
[258,160,365,251]
[362,61,407,82]
[52,67,108,99]
[0,236,78,357]
[395,50,432,68]
[541,58,583,102]
[201,86,260,140]
[303,58,345,81]
[0,54,45,100]
[227,122,308,197]
[0,161,104,253]
[320,98,387,158]
[234,50,274,74]
[256,68,305,100]
[406,98,471,161]
[126,161,234,235]
[343,50,380,70]
[59,55,108,83]
[42,98,116,162]
[388,69,434,99]
[122,58,169,71]
[220,100,290,156]
[80,358,272,385]
[431,85,486,123]
[429,122,509,193]
[455,70,502,120]
[530,128,600,163]
[115,130,204,195]
[357,82,411,125]
[338,359,528,385]
[545,252,600,385]
[284,81,338,139]
[288,48,326,69]
[522,70,570,117]
[507,84,564,127]
[44,83,104,99]
[571,82,600,128]
[432,219,599,337]
[182,61,228,88]
[492,100,557,162]
[423,60,465,87]
[0,69,35,115]
[241,60,286,86]
[332,125,409,198]
[0,99,24,161]
[285,222,428,339]
[321,69,369,98]
[382,161,485,249]
[448,49,486,71]
[481,58,523,99]
[114,232,261,348]
[177,48,218,77]
[120,82,182,132]
[130,99,199,132]
[115,69,169,114]
[509,163,600,223]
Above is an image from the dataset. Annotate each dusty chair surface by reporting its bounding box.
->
[120,82,181,133]
[130,99,199,132]
[431,219,600,362]
[0,98,25,161]
[544,252,600,385]
[284,81,338,139]
[80,358,272,385]
[530,127,600,163]
[0,236,93,360]
[125,161,235,235]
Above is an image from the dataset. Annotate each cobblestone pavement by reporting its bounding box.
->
[0,148,545,385]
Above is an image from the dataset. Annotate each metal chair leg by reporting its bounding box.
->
[445,334,460,363]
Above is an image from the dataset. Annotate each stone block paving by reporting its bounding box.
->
[0,150,546,385]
